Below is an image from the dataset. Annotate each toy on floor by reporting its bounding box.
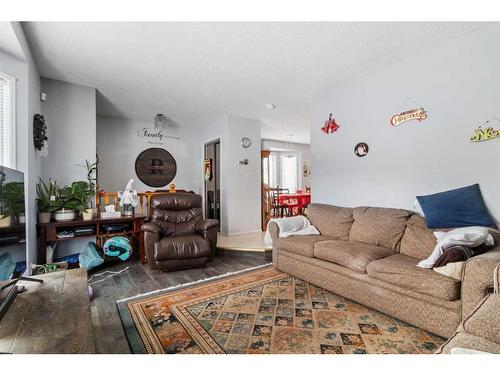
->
[103,236,132,261]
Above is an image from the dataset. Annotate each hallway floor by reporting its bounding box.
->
[216,231,271,252]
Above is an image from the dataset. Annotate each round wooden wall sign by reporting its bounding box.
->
[135,148,177,187]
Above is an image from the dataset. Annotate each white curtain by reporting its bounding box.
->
[267,151,298,192]
[280,155,298,193]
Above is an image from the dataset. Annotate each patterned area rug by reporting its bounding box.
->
[117,266,445,354]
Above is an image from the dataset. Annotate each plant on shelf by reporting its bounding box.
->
[76,159,98,220]
[53,181,95,221]
[36,178,58,224]
[0,181,25,227]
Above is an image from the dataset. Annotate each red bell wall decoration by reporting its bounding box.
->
[321,113,340,134]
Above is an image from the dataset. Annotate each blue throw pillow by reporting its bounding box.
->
[416,184,496,228]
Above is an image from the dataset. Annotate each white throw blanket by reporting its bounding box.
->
[264,216,320,245]
[417,226,495,269]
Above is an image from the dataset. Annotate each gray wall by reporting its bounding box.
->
[0,22,42,269]
[41,78,96,183]
[311,25,500,222]
[41,78,97,258]
[96,115,202,193]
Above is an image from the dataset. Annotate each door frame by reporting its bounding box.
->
[202,137,221,223]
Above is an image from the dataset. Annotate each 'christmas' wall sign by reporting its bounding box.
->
[390,108,427,126]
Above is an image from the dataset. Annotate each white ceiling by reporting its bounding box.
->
[22,22,488,144]
[0,22,25,61]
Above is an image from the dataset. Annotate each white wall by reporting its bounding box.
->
[96,115,201,193]
[224,116,262,235]
[311,25,500,222]
[262,139,311,189]
[200,115,262,235]
[41,78,97,258]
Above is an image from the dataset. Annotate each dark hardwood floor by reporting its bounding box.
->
[88,251,270,354]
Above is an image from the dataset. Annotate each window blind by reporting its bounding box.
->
[0,73,15,168]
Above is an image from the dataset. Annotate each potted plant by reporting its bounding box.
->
[0,182,25,227]
[53,181,94,221]
[36,178,58,224]
[78,159,98,218]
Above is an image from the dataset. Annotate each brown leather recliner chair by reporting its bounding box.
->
[141,193,219,271]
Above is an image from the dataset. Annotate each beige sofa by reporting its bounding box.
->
[269,203,500,338]
[437,264,500,353]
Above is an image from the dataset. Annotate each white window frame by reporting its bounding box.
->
[0,72,16,169]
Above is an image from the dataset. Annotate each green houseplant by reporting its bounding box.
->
[0,182,25,227]
[53,181,95,221]
[36,178,58,223]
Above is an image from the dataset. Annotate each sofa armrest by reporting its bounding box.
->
[495,263,500,294]
[461,246,500,320]
[141,222,163,234]
[268,221,280,268]
[196,219,219,262]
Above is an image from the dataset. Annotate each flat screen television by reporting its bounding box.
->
[0,165,32,322]
[0,165,26,271]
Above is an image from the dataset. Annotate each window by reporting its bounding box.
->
[280,154,298,192]
[0,72,16,168]
[267,150,299,192]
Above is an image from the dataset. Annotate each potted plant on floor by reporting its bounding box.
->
[0,181,25,227]
[36,178,58,224]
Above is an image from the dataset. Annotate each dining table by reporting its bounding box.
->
[277,192,311,215]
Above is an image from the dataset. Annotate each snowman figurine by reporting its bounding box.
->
[118,179,139,216]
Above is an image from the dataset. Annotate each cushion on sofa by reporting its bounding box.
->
[313,240,395,273]
[463,294,500,345]
[276,235,332,258]
[416,184,496,228]
[304,204,354,240]
[400,214,441,259]
[349,207,412,250]
[366,253,461,301]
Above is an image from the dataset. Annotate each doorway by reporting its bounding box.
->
[204,140,221,223]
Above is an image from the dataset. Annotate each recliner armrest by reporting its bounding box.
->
[141,222,163,234]
[195,219,219,263]
[461,246,500,320]
[195,219,219,232]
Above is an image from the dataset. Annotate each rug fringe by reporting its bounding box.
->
[116,263,272,303]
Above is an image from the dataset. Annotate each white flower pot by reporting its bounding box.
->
[0,215,12,227]
[54,209,75,222]
[82,209,93,221]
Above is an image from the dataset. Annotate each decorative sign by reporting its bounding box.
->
[354,142,369,157]
[390,108,427,126]
[204,159,213,181]
[321,113,340,134]
[135,148,177,187]
[469,118,500,142]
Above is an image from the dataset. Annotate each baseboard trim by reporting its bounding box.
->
[223,229,263,237]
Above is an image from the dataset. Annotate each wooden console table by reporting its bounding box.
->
[0,269,95,354]
[37,216,146,265]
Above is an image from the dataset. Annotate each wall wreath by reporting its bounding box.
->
[33,114,48,157]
